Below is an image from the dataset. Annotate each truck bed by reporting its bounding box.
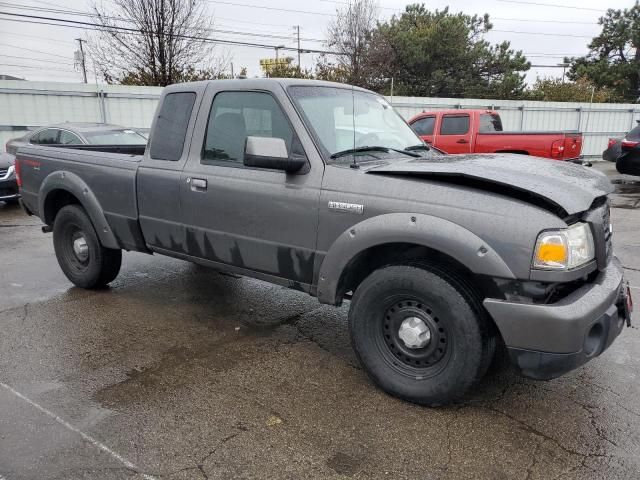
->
[17,145,147,252]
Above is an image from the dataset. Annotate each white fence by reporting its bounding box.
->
[1,80,638,158]
[0,80,162,150]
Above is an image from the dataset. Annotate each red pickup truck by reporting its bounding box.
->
[408,110,583,161]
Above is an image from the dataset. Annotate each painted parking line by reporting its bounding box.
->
[0,382,157,480]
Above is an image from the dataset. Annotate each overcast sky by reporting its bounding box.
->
[0,0,633,86]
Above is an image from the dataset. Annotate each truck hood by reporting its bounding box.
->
[366,153,613,216]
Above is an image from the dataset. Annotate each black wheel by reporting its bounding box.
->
[349,265,493,406]
[53,204,122,289]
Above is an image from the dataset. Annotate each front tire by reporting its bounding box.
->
[349,265,492,406]
[53,204,122,289]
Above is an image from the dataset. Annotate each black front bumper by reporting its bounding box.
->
[484,258,631,380]
[506,286,629,379]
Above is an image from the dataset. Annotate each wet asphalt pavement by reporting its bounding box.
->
[1,162,640,480]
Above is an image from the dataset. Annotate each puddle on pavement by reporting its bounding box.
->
[612,178,640,195]
[611,179,640,209]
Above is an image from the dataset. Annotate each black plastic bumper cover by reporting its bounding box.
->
[484,258,630,380]
[0,177,19,201]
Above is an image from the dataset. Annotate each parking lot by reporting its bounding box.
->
[0,162,639,480]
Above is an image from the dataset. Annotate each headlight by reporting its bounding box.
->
[533,223,595,270]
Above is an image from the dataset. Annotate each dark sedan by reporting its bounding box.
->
[0,152,19,204]
[5,123,147,156]
[603,138,622,162]
[2,123,147,205]
[617,123,640,176]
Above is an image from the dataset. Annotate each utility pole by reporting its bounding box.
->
[75,38,87,83]
[294,25,301,71]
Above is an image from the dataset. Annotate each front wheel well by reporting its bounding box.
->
[43,189,81,225]
[336,243,501,304]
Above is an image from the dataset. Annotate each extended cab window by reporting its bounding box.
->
[479,114,503,133]
[412,116,435,136]
[31,129,59,144]
[440,115,469,135]
[149,92,196,161]
[202,91,293,165]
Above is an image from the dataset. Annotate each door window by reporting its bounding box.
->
[412,116,435,136]
[202,91,294,165]
[31,129,59,144]
[59,130,83,145]
[440,115,470,135]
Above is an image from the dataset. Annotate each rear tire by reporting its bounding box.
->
[53,204,122,289]
[348,265,492,406]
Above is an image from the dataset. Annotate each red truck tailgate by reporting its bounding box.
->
[555,134,582,160]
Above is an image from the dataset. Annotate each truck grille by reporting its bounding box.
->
[602,203,612,259]
[0,168,7,177]
[585,201,612,270]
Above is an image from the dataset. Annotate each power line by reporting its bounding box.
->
[0,3,327,43]
[492,29,594,38]
[318,0,399,12]
[0,11,340,55]
[19,0,86,13]
[497,0,605,12]
[0,41,72,60]
[493,17,597,25]
[0,62,79,73]
[205,0,335,17]
[0,30,76,44]
[0,54,74,65]
[214,15,295,28]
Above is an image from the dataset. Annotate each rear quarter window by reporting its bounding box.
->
[479,114,503,133]
[150,92,197,161]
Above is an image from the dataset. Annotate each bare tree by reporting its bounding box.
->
[325,0,379,86]
[89,0,230,86]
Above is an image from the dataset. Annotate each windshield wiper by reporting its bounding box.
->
[330,146,420,160]
[405,144,431,151]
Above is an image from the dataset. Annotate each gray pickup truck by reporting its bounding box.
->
[17,79,632,406]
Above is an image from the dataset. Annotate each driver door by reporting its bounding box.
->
[179,86,323,286]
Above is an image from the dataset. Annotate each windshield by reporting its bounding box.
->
[83,129,147,145]
[288,86,426,162]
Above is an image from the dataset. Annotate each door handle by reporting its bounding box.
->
[188,177,207,191]
[456,139,469,144]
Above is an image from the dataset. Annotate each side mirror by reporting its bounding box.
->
[243,136,305,173]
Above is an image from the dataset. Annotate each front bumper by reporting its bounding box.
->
[483,258,630,379]
[0,165,19,201]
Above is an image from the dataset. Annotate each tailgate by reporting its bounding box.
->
[561,133,582,160]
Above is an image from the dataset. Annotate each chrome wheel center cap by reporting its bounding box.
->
[398,316,431,349]
[73,236,89,260]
